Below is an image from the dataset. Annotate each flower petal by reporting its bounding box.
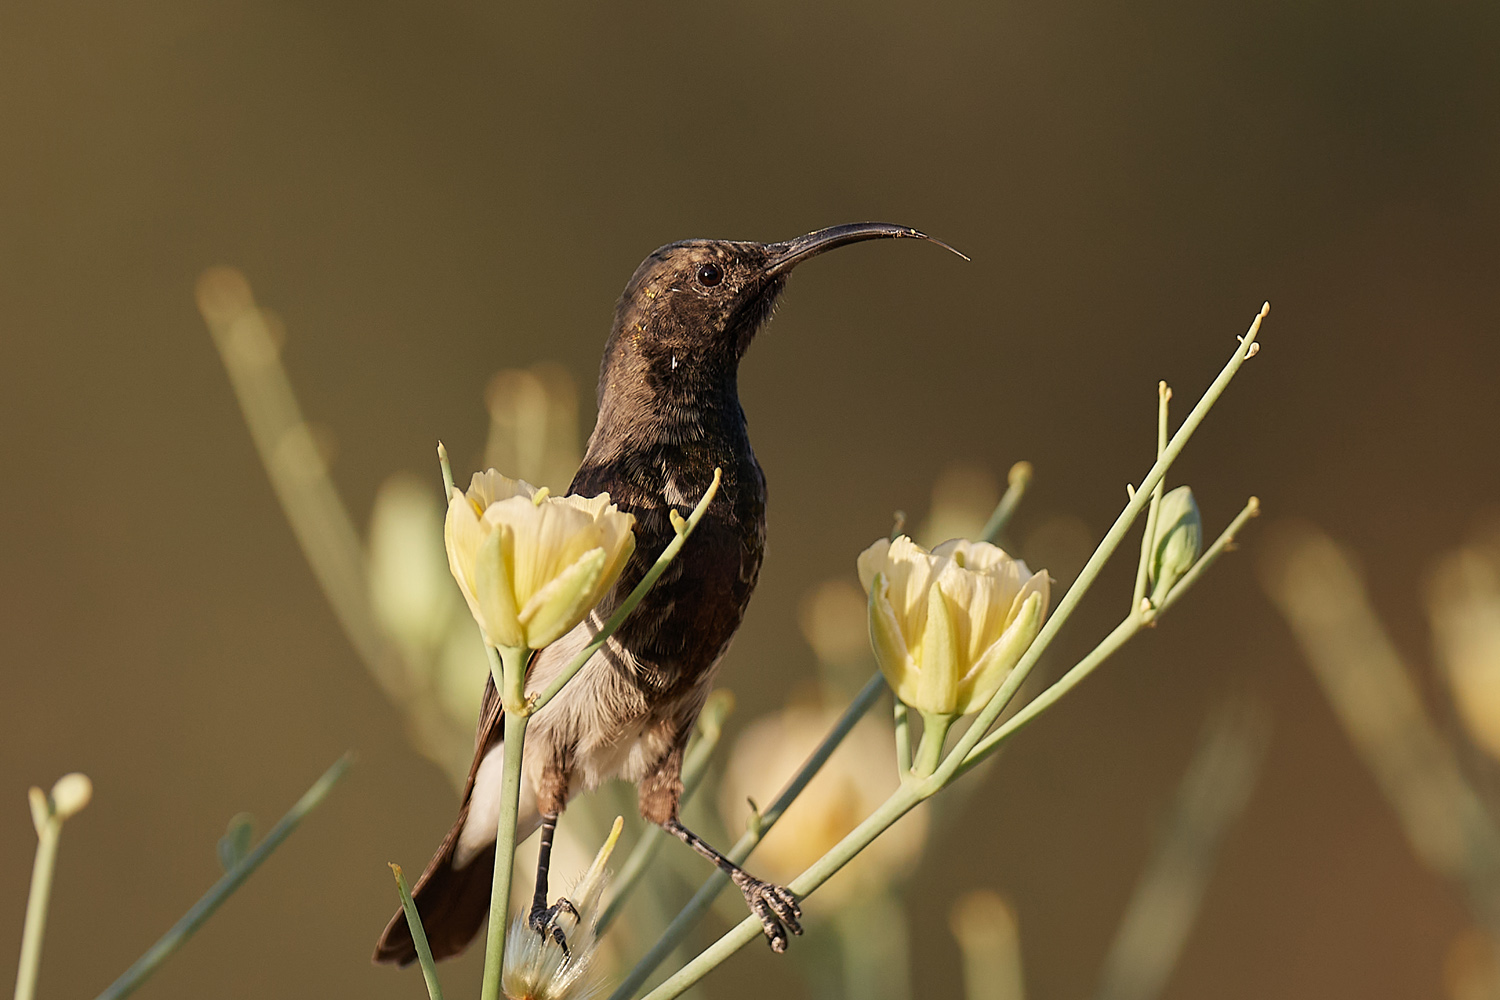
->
[857,538,892,593]
[957,590,1045,714]
[465,469,535,509]
[917,582,959,715]
[519,547,609,648]
[472,522,524,648]
[868,573,919,705]
[444,492,487,626]
[1006,569,1052,629]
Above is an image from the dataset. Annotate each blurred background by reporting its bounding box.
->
[4,2,1500,998]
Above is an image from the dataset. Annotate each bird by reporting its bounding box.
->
[374,222,959,966]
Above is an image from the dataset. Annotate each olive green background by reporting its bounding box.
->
[4,2,1500,998]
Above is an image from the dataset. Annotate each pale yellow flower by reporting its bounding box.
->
[719,706,927,913]
[445,470,636,650]
[857,536,1049,717]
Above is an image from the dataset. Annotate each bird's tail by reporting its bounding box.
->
[373,805,544,965]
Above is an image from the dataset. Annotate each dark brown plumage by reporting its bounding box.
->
[374,223,952,966]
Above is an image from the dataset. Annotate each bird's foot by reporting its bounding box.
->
[527,898,580,958]
[731,873,802,953]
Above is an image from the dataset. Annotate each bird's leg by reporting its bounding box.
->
[661,817,803,952]
[642,743,802,952]
[527,769,578,955]
[525,812,576,955]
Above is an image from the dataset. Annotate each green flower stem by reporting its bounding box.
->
[487,643,530,715]
[15,807,63,1000]
[1130,382,1172,612]
[641,489,1260,999]
[532,469,722,712]
[94,755,352,1000]
[480,647,530,1000]
[1152,497,1260,619]
[959,496,1261,772]
[912,712,954,779]
[893,699,912,775]
[597,691,734,934]
[609,672,887,1000]
[629,307,1267,1000]
[935,303,1267,786]
[640,784,928,1000]
[967,616,1141,775]
[980,461,1033,545]
[390,864,445,1000]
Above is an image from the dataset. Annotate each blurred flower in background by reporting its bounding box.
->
[485,365,583,494]
[917,462,1001,548]
[1427,529,1500,763]
[719,703,927,913]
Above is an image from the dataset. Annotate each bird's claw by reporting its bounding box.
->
[731,873,802,953]
[527,898,580,958]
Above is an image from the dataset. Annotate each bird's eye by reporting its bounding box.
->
[697,263,724,287]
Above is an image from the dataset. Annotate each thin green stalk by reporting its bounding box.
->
[640,785,926,1000]
[629,307,1267,1000]
[1130,382,1171,612]
[935,304,1267,786]
[912,713,954,779]
[960,496,1260,771]
[893,699,912,775]
[980,461,1033,545]
[642,482,1258,999]
[1153,498,1260,618]
[15,809,62,1000]
[608,672,887,1000]
[964,617,1141,774]
[438,441,455,500]
[598,692,734,934]
[390,864,445,1000]
[534,469,722,711]
[94,755,352,1000]
[480,649,530,1000]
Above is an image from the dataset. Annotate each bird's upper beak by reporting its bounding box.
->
[763,222,967,276]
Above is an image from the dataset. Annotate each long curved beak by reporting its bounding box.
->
[763,222,968,276]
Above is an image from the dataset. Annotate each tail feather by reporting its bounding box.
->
[374,807,498,966]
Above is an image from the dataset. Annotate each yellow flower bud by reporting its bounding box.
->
[444,470,636,650]
[857,537,1050,717]
[50,773,92,821]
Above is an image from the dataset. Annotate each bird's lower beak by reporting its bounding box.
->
[763,223,967,276]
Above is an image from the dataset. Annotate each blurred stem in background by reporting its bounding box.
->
[198,267,585,789]
[833,890,910,1000]
[950,891,1025,1000]
[1263,525,1500,985]
[1093,699,1270,1000]
[197,267,471,778]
